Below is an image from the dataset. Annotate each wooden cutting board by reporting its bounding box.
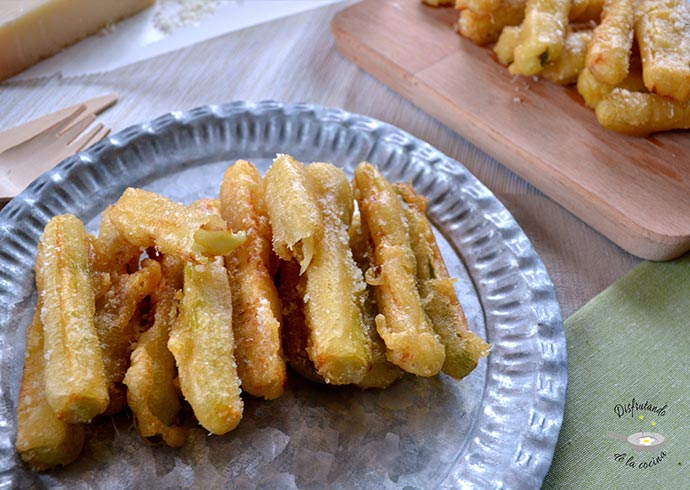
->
[331,0,690,261]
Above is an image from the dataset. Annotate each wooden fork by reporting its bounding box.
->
[0,104,111,203]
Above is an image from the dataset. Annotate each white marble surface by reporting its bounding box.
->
[0,1,639,317]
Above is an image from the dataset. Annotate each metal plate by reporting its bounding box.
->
[0,101,566,489]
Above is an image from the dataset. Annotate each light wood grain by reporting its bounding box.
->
[331,0,690,261]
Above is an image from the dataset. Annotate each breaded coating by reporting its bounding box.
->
[395,184,489,379]
[97,205,141,274]
[494,25,523,66]
[542,30,593,85]
[349,211,405,389]
[277,259,326,384]
[510,0,572,76]
[16,304,86,471]
[221,160,286,400]
[279,210,405,390]
[37,215,109,424]
[124,255,187,447]
[109,188,245,264]
[95,259,161,415]
[169,259,243,435]
[302,163,373,385]
[264,154,321,273]
[496,26,593,85]
[354,162,445,377]
[596,88,690,134]
[635,0,690,101]
[577,58,646,108]
[457,0,526,45]
[587,0,636,85]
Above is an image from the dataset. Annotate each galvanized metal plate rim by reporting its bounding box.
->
[0,100,566,489]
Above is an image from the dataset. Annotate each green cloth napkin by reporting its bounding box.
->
[543,257,690,490]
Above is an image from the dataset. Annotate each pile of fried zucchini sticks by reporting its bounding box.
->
[15,156,489,470]
[425,0,690,135]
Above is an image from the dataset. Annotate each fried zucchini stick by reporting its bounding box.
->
[277,174,401,388]
[494,25,522,66]
[16,304,85,471]
[264,155,321,274]
[455,0,598,46]
[510,0,572,76]
[302,163,373,385]
[109,188,245,264]
[577,67,611,108]
[496,26,592,85]
[220,160,286,400]
[577,59,646,108]
[95,259,162,415]
[635,0,690,102]
[354,162,445,377]
[220,161,286,400]
[37,215,109,423]
[542,30,592,85]
[349,212,405,389]
[124,255,187,447]
[586,0,636,86]
[169,259,243,435]
[395,184,490,379]
[596,88,690,135]
[97,205,141,274]
[457,0,526,45]
[277,259,325,384]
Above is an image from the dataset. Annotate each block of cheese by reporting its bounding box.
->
[0,0,154,81]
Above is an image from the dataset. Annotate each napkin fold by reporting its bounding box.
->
[543,257,690,489]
